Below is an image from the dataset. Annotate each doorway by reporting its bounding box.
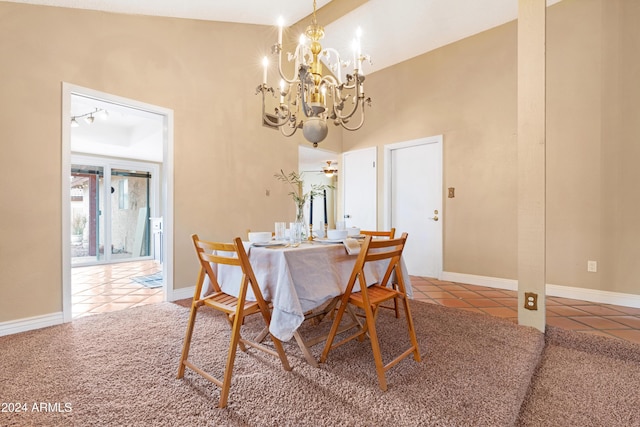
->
[62,83,174,322]
[384,136,443,278]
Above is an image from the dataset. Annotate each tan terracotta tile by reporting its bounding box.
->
[434,298,473,308]
[605,329,640,345]
[491,297,518,308]
[546,306,591,317]
[545,316,593,331]
[477,290,512,299]
[575,305,632,316]
[448,290,484,299]
[437,284,469,291]
[601,305,640,316]
[480,306,518,318]
[570,316,629,330]
[466,298,502,308]
[424,290,456,299]
[603,316,640,329]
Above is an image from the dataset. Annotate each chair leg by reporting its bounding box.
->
[319,295,350,363]
[271,335,292,371]
[177,303,199,379]
[393,286,400,318]
[401,298,422,363]
[364,303,388,391]
[226,314,248,352]
[254,300,291,372]
[219,312,243,408]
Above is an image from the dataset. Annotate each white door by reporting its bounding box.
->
[385,136,443,278]
[342,147,376,230]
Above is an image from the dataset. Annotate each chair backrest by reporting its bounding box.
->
[360,228,396,239]
[191,234,264,306]
[347,232,408,295]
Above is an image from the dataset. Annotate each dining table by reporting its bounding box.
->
[202,238,413,365]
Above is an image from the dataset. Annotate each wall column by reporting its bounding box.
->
[518,0,546,331]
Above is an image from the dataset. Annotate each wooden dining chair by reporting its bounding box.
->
[360,228,396,239]
[319,233,421,391]
[177,234,291,408]
[361,228,399,317]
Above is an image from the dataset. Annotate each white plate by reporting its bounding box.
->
[252,240,287,247]
[315,238,345,244]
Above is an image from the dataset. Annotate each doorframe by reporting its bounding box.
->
[383,135,443,278]
[61,83,174,323]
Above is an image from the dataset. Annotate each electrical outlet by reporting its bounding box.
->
[587,260,597,273]
[524,292,538,310]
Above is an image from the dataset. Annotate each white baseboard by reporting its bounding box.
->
[441,272,518,291]
[0,312,64,337]
[1,286,196,338]
[441,271,640,309]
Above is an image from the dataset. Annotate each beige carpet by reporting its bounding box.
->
[0,300,637,426]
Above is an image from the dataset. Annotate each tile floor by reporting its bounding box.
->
[71,260,163,318]
[411,276,640,345]
[71,261,640,345]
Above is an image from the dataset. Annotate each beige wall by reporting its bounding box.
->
[2,0,639,325]
[0,3,331,321]
[343,0,640,296]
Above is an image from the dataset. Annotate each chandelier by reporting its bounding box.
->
[256,0,371,147]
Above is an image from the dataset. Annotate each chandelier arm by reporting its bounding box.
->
[331,72,366,121]
[258,86,298,129]
[338,101,366,131]
[277,43,307,85]
[299,80,316,118]
[320,48,344,84]
[280,122,299,137]
[331,92,364,121]
[320,75,338,87]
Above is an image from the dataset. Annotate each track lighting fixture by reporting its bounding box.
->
[71,108,108,126]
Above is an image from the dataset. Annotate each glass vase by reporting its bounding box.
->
[295,202,308,241]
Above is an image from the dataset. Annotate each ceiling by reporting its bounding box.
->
[8,0,562,75]
[15,0,561,170]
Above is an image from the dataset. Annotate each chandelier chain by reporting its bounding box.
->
[312,0,317,25]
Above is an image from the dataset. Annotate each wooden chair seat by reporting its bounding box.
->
[201,291,260,316]
[359,228,400,318]
[348,284,401,307]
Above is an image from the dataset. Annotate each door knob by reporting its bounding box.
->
[430,209,439,221]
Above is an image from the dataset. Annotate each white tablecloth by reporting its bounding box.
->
[203,242,412,342]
